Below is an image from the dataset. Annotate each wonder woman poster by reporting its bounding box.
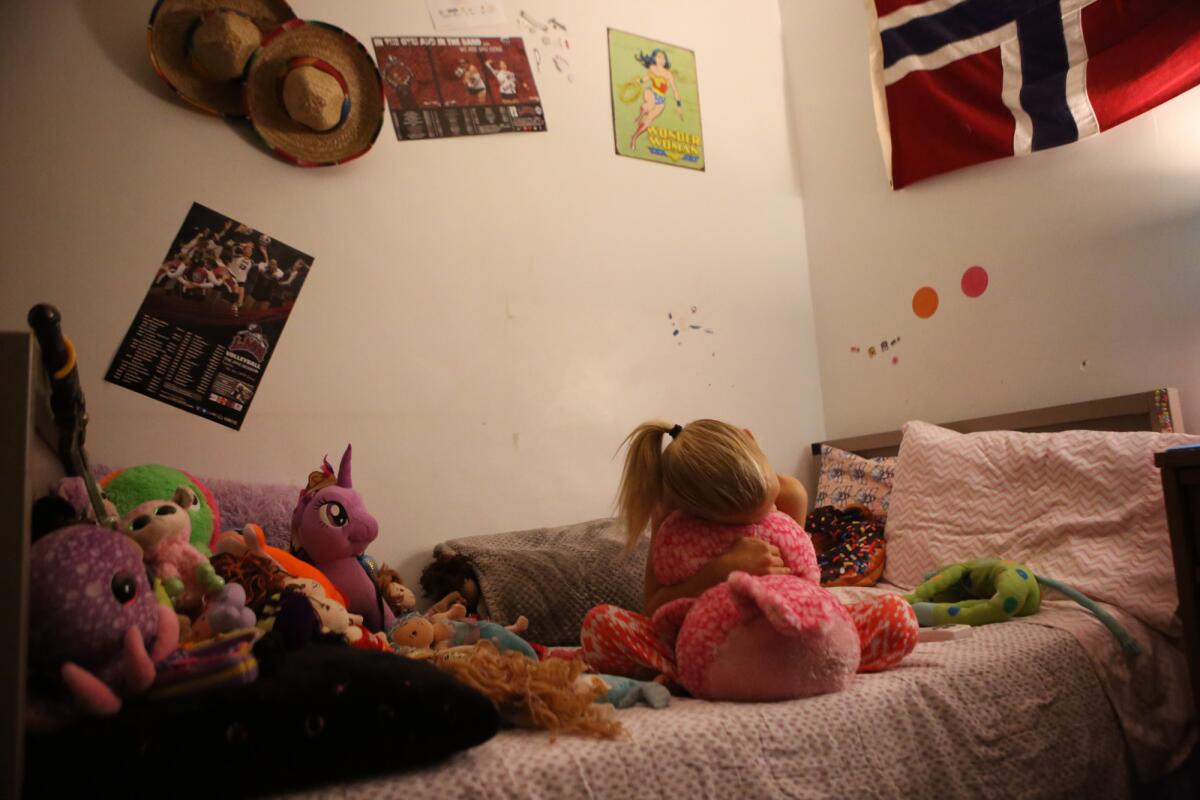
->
[608,29,704,170]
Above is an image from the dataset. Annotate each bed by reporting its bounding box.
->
[286,603,1132,799]
[276,390,1194,800]
[7,345,1196,798]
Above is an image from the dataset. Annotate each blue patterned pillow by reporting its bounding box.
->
[814,445,896,520]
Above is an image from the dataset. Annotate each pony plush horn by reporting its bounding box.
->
[337,444,353,488]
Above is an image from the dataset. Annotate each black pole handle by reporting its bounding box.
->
[27,303,72,378]
[25,303,114,527]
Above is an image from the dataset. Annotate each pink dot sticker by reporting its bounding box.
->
[961,266,989,298]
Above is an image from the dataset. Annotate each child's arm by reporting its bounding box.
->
[775,474,808,526]
[643,536,789,617]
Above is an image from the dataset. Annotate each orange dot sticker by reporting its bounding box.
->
[912,286,939,319]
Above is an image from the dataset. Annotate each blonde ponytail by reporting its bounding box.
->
[616,420,673,549]
[616,418,774,548]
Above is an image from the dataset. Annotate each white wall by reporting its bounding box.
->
[780,0,1200,438]
[0,1,823,586]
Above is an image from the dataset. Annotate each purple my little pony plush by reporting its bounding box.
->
[291,445,393,633]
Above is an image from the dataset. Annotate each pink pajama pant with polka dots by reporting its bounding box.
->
[580,594,917,681]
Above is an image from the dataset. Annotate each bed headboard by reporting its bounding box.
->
[812,388,1183,459]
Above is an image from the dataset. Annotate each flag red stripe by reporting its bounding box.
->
[874,0,935,17]
[886,48,1015,189]
[1083,0,1200,130]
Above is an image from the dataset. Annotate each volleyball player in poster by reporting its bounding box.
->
[105,202,314,430]
[372,36,546,139]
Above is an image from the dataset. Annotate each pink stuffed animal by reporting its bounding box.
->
[651,510,860,700]
[119,487,224,615]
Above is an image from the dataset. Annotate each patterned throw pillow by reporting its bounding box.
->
[814,445,897,520]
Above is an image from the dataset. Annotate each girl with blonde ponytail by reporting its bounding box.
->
[580,418,917,685]
[617,419,795,552]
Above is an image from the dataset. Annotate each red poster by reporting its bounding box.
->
[373,35,546,139]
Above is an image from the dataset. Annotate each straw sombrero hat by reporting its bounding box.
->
[244,20,384,167]
[147,0,296,117]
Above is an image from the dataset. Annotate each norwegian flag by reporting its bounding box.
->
[867,0,1200,188]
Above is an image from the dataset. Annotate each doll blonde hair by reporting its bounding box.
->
[617,419,772,548]
[431,642,624,739]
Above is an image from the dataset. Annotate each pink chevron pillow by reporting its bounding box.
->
[884,421,1200,636]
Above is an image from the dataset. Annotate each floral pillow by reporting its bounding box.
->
[813,445,897,520]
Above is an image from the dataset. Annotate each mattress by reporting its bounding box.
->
[283,620,1131,800]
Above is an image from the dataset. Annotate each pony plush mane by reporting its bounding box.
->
[290,446,357,554]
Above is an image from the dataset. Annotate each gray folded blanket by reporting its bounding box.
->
[435,517,650,646]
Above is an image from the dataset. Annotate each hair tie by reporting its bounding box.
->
[668,424,683,439]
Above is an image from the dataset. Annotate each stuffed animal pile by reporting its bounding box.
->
[27,445,666,741]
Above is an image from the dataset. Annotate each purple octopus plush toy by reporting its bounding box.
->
[28,524,179,728]
[291,445,392,633]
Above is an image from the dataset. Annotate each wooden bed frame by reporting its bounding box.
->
[812,388,1183,458]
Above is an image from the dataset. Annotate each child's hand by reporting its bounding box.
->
[718,537,789,578]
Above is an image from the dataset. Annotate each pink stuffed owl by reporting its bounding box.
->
[651,511,860,700]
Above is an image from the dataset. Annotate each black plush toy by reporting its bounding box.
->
[25,638,501,798]
[30,495,84,541]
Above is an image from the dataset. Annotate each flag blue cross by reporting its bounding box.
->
[881,0,1078,150]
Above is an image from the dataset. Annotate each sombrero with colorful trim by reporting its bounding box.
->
[244,20,384,167]
[147,0,296,117]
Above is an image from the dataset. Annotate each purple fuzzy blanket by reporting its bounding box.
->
[92,465,298,550]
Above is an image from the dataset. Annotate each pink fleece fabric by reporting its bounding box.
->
[651,511,860,700]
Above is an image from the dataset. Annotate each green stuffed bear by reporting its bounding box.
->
[100,465,219,555]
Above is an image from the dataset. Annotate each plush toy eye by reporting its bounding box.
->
[318,501,349,528]
[111,573,138,605]
[173,486,199,510]
[128,515,152,532]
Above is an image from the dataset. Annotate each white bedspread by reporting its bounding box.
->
[284,618,1131,800]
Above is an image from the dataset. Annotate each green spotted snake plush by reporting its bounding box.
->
[904,559,1140,657]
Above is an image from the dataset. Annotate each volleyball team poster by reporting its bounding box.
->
[104,203,313,430]
[608,29,704,170]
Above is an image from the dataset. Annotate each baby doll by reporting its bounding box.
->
[375,564,417,617]
[389,605,533,659]
[419,552,483,617]
[281,577,389,649]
